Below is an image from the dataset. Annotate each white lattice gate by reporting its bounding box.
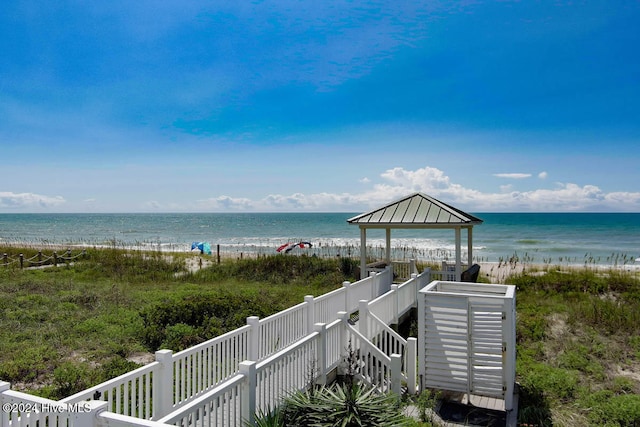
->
[418,281,516,410]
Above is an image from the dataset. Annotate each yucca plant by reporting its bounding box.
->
[279,387,321,426]
[250,406,286,427]
[312,382,409,427]
[277,383,410,427]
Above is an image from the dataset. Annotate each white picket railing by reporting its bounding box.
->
[1,262,437,427]
[310,287,345,324]
[339,316,400,394]
[2,385,75,427]
[157,375,245,427]
[356,302,418,396]
[171,325,251,412]
[255,301,309,360]
[359,302,405,357]
[391,260,418,282]
[60,361,161,419]
[347,274,375,308]
[397,277,419,318]
[368,286,397,325]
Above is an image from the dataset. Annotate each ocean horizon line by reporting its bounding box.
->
[1,211,639,215]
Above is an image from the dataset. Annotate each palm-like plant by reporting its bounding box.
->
[251,407,286,427]
[277,383,410,427]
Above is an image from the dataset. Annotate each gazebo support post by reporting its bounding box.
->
[455,227,462,281]
[360,227,367,280]
[467,226,473,269]
[385,228,391,264]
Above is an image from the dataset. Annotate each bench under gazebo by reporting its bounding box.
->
[347,192,483,281]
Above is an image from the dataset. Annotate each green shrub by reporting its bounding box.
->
[161,323,203,351]
[519,362,579,402]
[99,357,141,382]
[629,335,640,359]
[568,296,640,335]
[415,389,440,423]
[196,255,354,285]
[584,391,640,426]
[0,345,52,382]
[51,361,92,398]
[138,293,276,351]
[557,343,605,379]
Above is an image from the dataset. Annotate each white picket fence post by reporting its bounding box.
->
[406,337,418,395]
[304,295,315,334]
[390,354,402,397]
[390,284,399,325]
[314,323,327,386]
[369,271,377,300]
[358,300,369,338]
[0,381,10,427]
[417,270,427,299]
[342,281,351,312]
[77,400,108,426]
[337,311,349,375]
[154,349,173,418]
[240,361,257,427]
[247,316,260,361]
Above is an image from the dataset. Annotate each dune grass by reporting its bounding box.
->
[511,267,640,426]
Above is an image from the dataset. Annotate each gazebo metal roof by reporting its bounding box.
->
[348,192,483,280]
[348,192,483,227]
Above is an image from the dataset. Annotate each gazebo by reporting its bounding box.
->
[347,192,483,281]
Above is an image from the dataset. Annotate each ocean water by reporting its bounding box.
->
[0,212,638,266]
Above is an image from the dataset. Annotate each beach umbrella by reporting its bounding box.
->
[191,241,212,255]
[276,242,291,253]
[277,241,313,253]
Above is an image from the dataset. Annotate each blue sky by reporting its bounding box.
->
[1,1,639,213]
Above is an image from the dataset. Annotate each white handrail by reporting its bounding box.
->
[364,310,407,358]
[314,287,346,323]
[341,318,400,394]
[157,375,245,427]
[257,301,309,359]
[397,276,418,318]
[172,325,251,410]
[60,362,158,419]
[255,332,320,412]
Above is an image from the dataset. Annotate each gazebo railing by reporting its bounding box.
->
[390,260,417,282]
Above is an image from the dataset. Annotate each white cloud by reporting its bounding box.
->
[493,173,532,179]
[0,192,65,209]
[196,195,254,211]
[538,171,548,179]
[197,166,629,212]
[359,177,371,184]
[187,166,640,212]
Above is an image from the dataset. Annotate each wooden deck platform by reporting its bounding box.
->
[429,389,519,427]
